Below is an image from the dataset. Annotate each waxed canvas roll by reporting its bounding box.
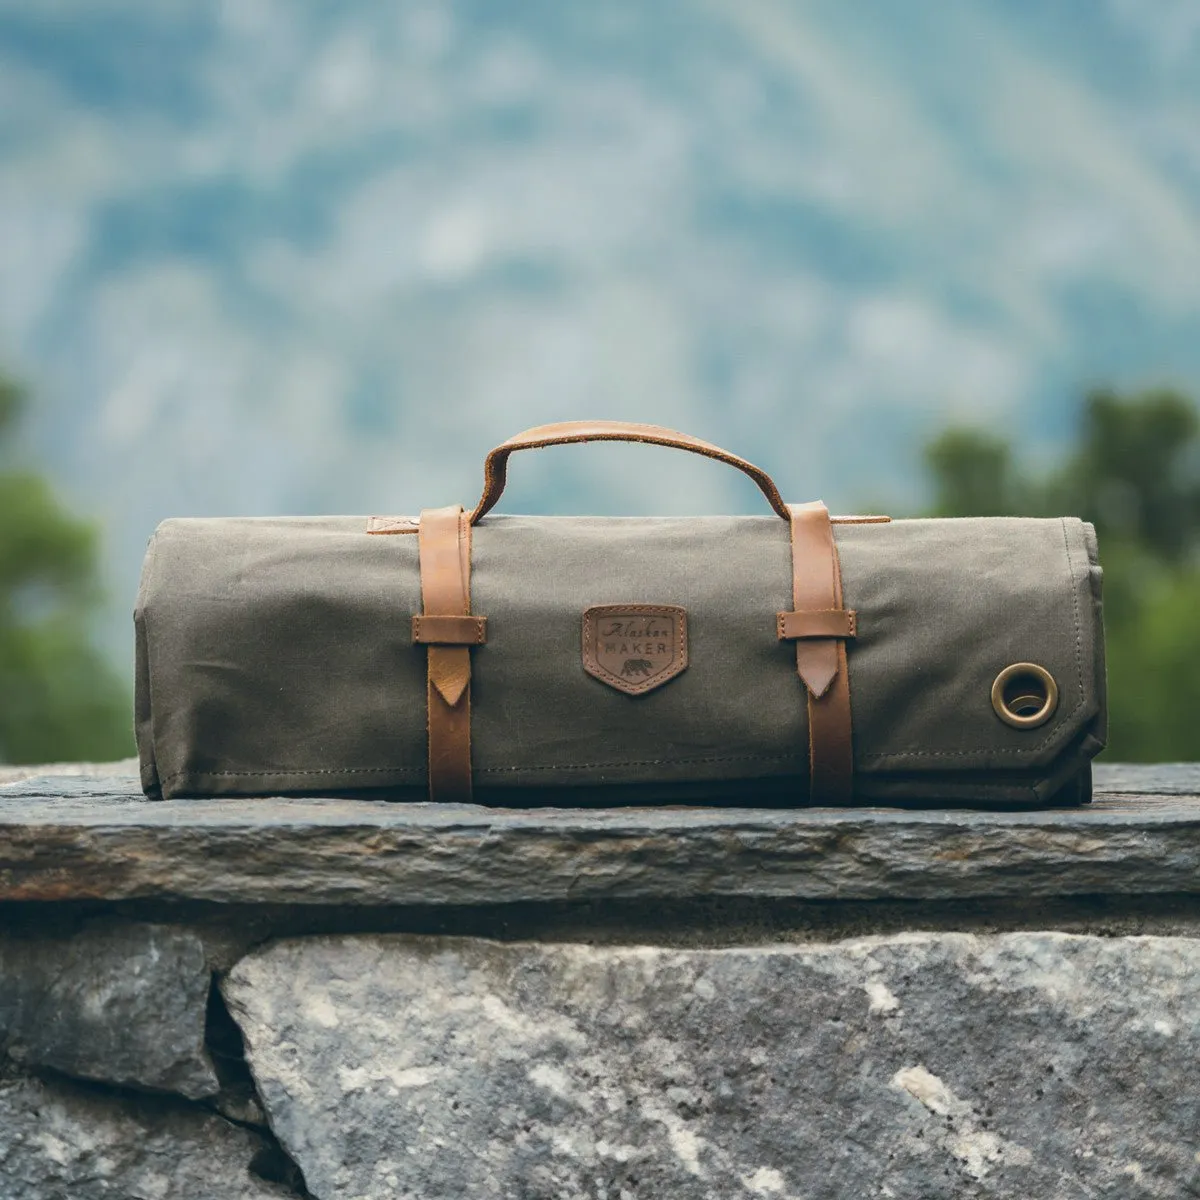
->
[135,514,1105,805]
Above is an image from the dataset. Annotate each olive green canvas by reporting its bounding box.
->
[135,514,1105,806]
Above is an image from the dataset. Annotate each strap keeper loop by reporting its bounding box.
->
[412,615,488,645]
[777,609,856,641]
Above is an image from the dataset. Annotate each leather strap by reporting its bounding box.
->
[416,505,478,802]
[471,421,791,524]
[779,501,855,803]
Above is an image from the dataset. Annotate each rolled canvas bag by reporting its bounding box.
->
[135,422,1106,807]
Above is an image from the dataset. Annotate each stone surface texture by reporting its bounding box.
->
[0,758,138,785]
[225,931,1200,1200]
[0,1068,288,1199]
[1,766,1199,1199]
[3,769,1200,906]
[0,921,219,1099]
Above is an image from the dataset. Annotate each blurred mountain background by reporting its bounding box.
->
[1,0,1198,761]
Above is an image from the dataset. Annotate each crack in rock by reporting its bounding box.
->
[0,1064,290,1199]
[0,920,218,1098]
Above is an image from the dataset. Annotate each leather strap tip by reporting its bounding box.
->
[431,674,471,708]
[428,645,472,707]
[800,671,838,701]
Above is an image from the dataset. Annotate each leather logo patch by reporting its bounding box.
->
[582,605,688,696]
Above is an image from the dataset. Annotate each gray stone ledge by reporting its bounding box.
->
[223,931,1200,1199]
[0,765,1198,906]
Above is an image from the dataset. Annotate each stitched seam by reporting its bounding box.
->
[479,753,804,773]
[1063,515,1085,708]
[163,736,1088,776]
[161,766,426,781]
[163,752,814,784]
[861,749,1042,760]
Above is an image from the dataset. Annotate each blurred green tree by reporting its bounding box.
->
[919,386,1200,761]
[0,373,132,763]
[924,428,1020,518]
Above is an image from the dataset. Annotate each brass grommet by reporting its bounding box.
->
[991,662,1058,729]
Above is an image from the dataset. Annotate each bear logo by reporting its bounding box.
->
[583,605,689,696]
[621,658,655,678]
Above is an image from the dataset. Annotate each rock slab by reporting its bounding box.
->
[5,771,1200,905]
[0,1068,288,1199]
[0,921,218,1098]
[226,932,1200,1200]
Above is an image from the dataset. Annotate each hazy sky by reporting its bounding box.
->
[1,0,1199,654]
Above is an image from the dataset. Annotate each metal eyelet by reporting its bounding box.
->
[991,662,1059,729]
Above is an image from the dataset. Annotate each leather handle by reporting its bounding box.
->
[469,420,791,524]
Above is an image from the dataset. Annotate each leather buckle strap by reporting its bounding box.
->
[415,505,481,802]
[780,501,855,803]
